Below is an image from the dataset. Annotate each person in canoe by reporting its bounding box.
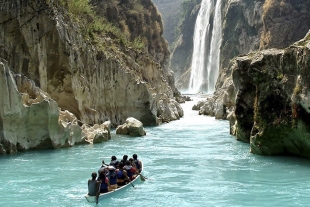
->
[132,154,142,173]
[98,169,111,194]
[129,158,136,169]
[119,155,128,166]
[87,172,100,204]
[123,160,137,180]
[109,156,119,168]
[98,160,108,174]
[107,166,118,191]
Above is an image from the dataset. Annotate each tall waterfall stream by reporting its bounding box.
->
[188,0,222,94]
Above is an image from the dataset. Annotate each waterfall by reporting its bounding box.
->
[188,0,222,94]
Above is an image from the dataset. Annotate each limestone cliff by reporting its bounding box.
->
[0,58,111,154]
[220,0,264,73]
[196,0,310,118]
[232,31,310,158]
[182,0,310,158]
[0,0,183,126]
[260,0,310,50]
[0,0,183,153]
[152,0,184,48]
[169,0,200,82]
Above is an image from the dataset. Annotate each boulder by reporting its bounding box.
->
[82,121,111,144]
[116,117,146,137]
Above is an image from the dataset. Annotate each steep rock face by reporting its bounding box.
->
[0,58,111,154]
[91,0,170,66]
[199,0,310,121]
[0,58,80,154]
[220,0,310,78]
[231,32,310,158]
[0,0,183,130]
[169,0,201,82]
[152,0,184,48]
[260,0,310,49]
[220,0,264,71]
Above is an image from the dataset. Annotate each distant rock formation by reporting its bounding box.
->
[169,0,201,83]
[170,0,310,92]
[152,0,184,48]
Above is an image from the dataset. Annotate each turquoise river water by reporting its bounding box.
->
[1,97,310,207]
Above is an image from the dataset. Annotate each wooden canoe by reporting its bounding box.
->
[85,162,144,203]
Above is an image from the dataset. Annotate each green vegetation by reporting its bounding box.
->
[57,0,145,52]
[67,0,92,16]
[276,72,283,80]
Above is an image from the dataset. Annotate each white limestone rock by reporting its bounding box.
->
[116,117,146,137]
[82,121,111,144]
[0,58,110,154]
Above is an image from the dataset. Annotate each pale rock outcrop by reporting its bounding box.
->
[157,97,183,123]
[0,59,81,153]
[82,121,111,144]
[0,58,111,154]
[192,100,205,111]
[116,117,146,137]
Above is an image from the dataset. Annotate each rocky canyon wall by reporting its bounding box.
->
[177,0,310,157]
[0,0,183,154]
[169,0,201,87]
[170,0,310,93]
[196,0,310,118]
[196,0,310,158]
[232,31,310,158]
[0,0,183,125]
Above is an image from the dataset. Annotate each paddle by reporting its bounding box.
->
[125,175,135,187]
[129,179,135,187]
[139,173,147,181]
[134,169,147,181]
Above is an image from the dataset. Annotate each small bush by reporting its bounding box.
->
[68,0,93,17]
